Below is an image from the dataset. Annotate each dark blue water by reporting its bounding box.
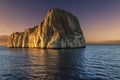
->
[0,45,120,80]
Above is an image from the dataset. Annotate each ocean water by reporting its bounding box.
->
[0,45,120,80]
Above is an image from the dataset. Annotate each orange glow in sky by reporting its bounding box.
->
[0,0,120,43]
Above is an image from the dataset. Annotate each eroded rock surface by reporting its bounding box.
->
[7,8,85,48]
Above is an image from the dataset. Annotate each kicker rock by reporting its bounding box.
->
[7,8,86,48]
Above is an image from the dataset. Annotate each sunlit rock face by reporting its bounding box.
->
[7,8,86,48]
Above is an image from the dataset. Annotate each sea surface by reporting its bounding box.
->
[0,45,120,80]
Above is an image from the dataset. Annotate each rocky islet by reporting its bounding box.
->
[7,8,85,48]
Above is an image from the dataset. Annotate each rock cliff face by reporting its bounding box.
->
[7,8,86,48]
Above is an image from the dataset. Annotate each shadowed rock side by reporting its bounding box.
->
[7,8,85,48]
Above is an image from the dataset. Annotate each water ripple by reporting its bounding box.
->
[0,45,120,80]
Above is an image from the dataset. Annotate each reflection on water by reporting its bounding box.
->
[0,45,120,80]
[1,47,86,80]
[8,48,86,80]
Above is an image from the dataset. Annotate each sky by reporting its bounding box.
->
[0,0,120,43]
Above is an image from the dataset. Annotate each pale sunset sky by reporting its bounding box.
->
[0,0,120,43]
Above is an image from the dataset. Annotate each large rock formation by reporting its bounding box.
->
[7,8,85,48]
